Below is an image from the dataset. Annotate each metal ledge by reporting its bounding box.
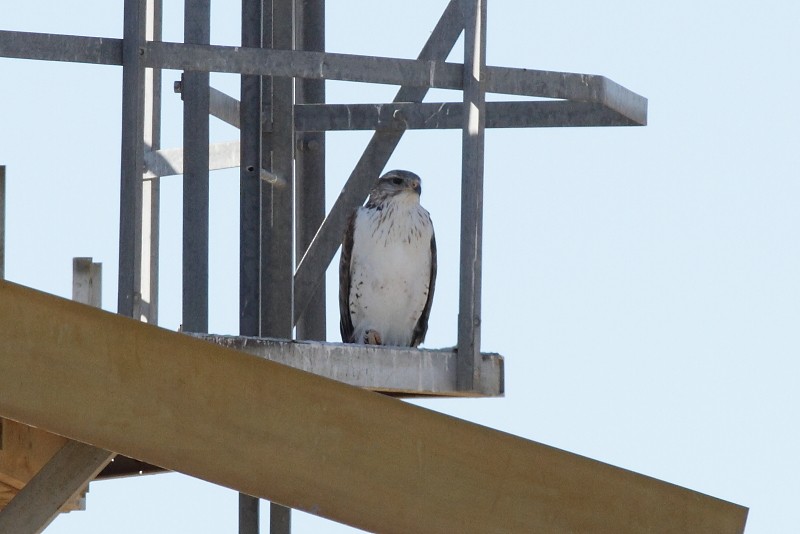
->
[190,334,504,398]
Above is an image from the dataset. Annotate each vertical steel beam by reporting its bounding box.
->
[261,0,294,340]
[264,1,294,532]
[240,0,263,530]
[182,0,210,333]
[240,0,262,339]
[294,0,325,341]
[457,0,486,391]
[139,0,162,325]
[118,0,147,318]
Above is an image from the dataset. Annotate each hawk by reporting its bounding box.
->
[339,170,437,347]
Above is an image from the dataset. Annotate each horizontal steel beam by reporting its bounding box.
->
[190,334,503,397]
[292,100,645,131]
[0,31,648,120]
[200,89,644,132]
[0,31,121,65]
[0,280,747,533]
[143,142,281,184]
[143,141,239,178]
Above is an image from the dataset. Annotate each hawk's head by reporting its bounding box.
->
[367,170,422,208]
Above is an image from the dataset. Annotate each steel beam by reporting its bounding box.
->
[0,280,748,533]
[294,0,327,341]
[207,95,645,132]
[0,30,121,65]
[240,0,263,340]
[239,0,264,531]
[260,0,294,341]
[182,0,211,334]
[145,141,242,178]
[138,0,162,325]
[0,30,648,114]
[291,100,645,131]
[293,0,464,325]
[117,0,147,318]
[263,1,295,531]
[457,0,486,390]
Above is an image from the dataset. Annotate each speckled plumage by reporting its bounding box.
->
[339,170,437,347]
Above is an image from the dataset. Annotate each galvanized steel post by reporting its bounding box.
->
[294,0,326,341]
[182,0,210,334]
[239,0,264,529]
[118,0,147,318]
[139,0,162,325]
[263,2,295,531]
[457,0,487,391]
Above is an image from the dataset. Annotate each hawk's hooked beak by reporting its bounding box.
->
[411,179,421,196]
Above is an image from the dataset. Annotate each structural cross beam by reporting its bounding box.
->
[0,30,647,120]
[0,280,747,534]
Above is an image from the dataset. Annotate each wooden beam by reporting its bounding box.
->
[72,258,102,308]
[0,280,747,533]
[0,440,112,534]
[0,165,5,280]
[0,420,85,512]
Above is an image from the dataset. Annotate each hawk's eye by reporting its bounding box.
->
[391,177,403,185]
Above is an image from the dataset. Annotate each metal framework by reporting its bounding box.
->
[0,1,652,532]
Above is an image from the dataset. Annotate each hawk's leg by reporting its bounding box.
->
[363,329,383,345]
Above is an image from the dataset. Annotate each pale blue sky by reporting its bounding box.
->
[2,1,799,532]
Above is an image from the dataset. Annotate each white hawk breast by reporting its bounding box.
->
[348,201,434,347]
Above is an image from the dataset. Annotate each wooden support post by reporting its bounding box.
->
[0,441,113,534]
[0,165,5,281]
[72,258,102,309]
[457,0,487,392]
